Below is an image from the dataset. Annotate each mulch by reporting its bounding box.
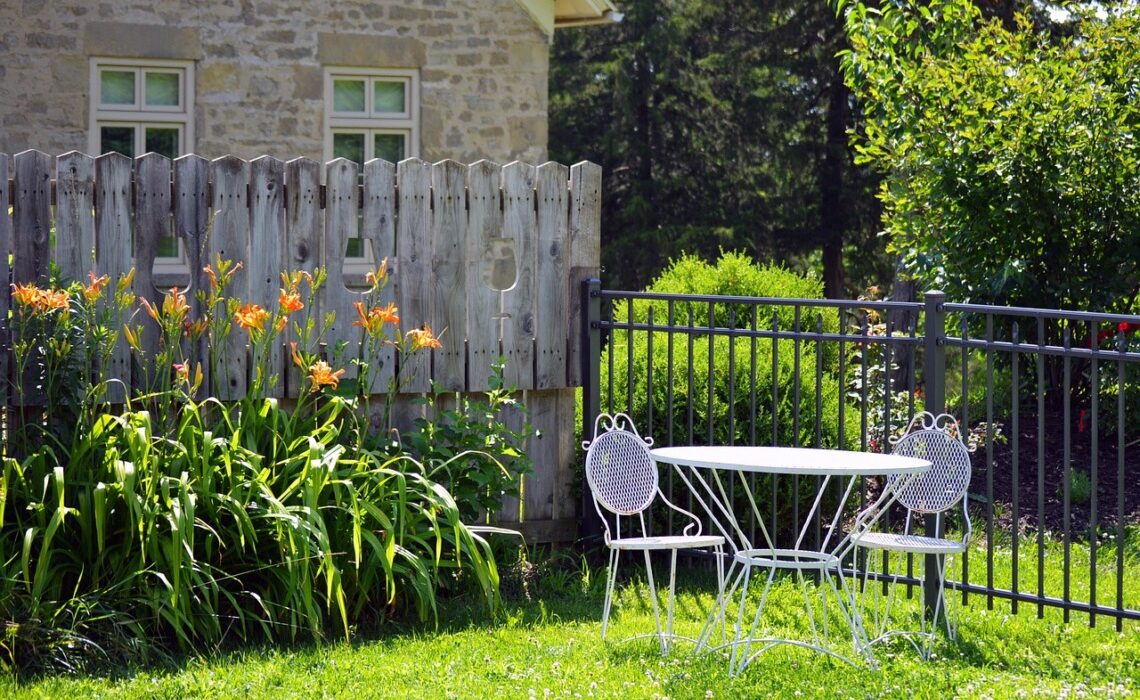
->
[970,405,1140,535]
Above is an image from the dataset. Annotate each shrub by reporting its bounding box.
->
[604,251,853,449]
[400,362,534,524]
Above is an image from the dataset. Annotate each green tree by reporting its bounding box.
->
[841,0,1140,317]
[550,0,887,295]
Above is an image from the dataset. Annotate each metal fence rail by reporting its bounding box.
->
[582,281,1140,629]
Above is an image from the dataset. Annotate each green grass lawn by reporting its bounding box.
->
[6,540,1139,699]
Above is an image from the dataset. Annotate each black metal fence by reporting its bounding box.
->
[581,281,1140,630]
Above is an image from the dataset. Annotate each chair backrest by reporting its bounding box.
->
[583,413,658,516]
[888,412,972,514]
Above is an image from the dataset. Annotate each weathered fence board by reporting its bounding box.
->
[501,162,536,390]
[535,162,569,389]
[13,150,52,286]
[431,160,468,392]
[55,152,96,283]
[396,159,432,393]
[323,158,363,382]
[250,156,287,398]
[210,155,251,400]
[284,157,322,397]
[362,158,396,394]
[567,162,602,386]
[0,154,10,408]
[173,154,210,395]
[494,393,527,524]
[95,153,133,402]
[134,153,170,366]
[466,160,504,392]
[2,150,602,543]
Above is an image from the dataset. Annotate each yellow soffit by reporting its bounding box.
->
[515,0,621,36]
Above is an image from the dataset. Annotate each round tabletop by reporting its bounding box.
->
[650,445,930,476]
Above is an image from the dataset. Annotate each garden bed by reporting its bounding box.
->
[974,405,1140,534]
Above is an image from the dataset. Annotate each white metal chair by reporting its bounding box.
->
[584,413,726,654]
[852,411,973,659]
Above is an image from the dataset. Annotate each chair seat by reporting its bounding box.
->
[610,534,724,551]
[854,532,966,554]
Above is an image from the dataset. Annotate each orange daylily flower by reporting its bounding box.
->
[353,301,401,335]
[365,258,390,286]
[162,287,190,322]
[11,283,41,309]
[279,291,304,314]
[308,360,345,391]
[348,300,376,335]
[290,341,305,369]
[82,272,110,304]
[406,324,442,351]
[139,297,160,322]
[44,289,71,315]
[234,303,270,333]
[375,302,399,326]
[12,284,70,315]
[204,261,243,293]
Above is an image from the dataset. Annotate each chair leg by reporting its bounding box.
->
[643,549,666,655]
[664,550,679,654]
[924,553,955,660]
[601,548,620,641]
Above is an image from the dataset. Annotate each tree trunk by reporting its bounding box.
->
[889,255,918,392]
[819,58,849,298]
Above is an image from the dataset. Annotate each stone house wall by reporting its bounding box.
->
[1,0,551,163]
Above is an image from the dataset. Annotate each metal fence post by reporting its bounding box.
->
[922,290,947,619]
[580,278,603,542]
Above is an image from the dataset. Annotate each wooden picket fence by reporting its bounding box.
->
[0,149,601,541]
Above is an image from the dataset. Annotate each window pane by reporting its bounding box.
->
[100,125,136,157]
[145,127,179,158]
[373,81,405,113]
[145,72,180,107]
[333,132,365,166]
[345,238,365,258]
[374,133,405,164]
[333,79,366,112]
[101,70,135,105]
[157,235,180,258]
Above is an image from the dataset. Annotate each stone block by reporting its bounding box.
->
[84,22,201,59]
[317,32,426,68]
[291,65,322,100]
[51,55,87,93]
[198,63,239,93]
[27,33,76,50]
[509,41,548,72]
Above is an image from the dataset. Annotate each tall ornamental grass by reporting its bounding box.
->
[0,259,527,676]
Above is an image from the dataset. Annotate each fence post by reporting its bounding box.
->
[922,289,947,619]
[580,277,603,542]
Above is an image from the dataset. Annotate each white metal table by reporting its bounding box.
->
[650,446,930,672]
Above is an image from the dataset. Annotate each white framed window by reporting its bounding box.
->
[324,68,419,269]
[90,58,195,275]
